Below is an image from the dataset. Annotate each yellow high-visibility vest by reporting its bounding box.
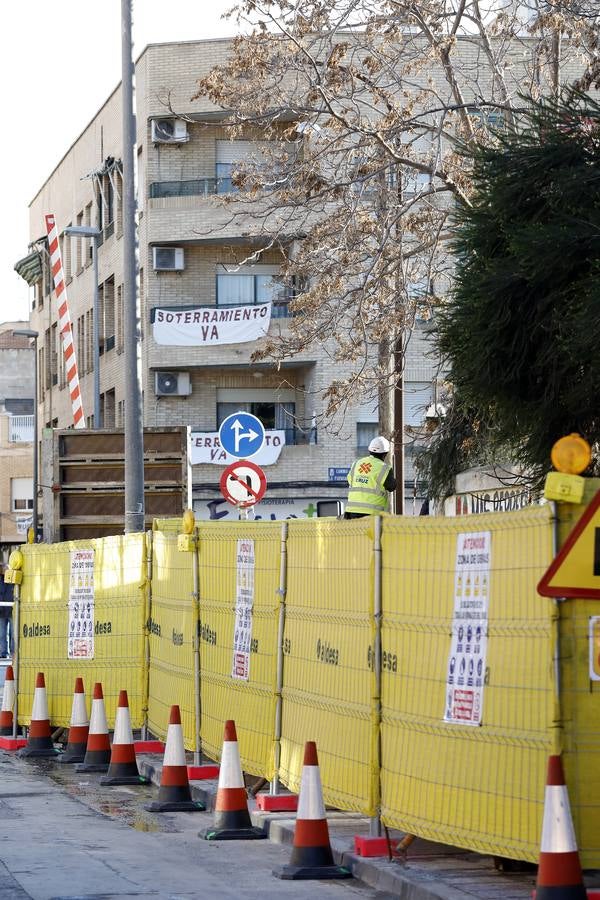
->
[346,455,391,514]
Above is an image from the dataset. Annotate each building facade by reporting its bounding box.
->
[0,324,35,548]
[22,39,438,524]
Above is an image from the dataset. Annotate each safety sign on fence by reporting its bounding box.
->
[444,531,491,726]
[232,539,255,680]
[68,549,95,659]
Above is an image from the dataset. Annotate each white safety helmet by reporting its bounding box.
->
[368,435,390,454]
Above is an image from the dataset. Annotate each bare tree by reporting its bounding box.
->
[192,0,598,504]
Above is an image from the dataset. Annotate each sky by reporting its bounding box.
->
[3,0,237,323]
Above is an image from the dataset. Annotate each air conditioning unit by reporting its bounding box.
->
[151,118,189,143]
[154,372,192,397]
[153,247,185,271]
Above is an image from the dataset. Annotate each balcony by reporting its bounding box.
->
[149,178,223,199]
[10,415,34,443]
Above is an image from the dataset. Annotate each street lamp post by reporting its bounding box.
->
[13,330,39,541]
[64,226,102,427]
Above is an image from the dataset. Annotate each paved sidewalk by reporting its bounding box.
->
[139,755,540,900]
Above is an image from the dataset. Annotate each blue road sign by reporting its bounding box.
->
[218,412,266,460]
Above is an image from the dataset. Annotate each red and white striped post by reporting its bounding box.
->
[45,214,85,429]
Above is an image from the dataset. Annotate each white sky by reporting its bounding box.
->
[3,0,237,322]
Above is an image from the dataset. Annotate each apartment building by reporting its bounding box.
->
[20,39,437,523]
[0,324,35,548]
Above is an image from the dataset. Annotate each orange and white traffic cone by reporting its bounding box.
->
[76,682,111,773]
[273,741,352,880]
[100,690,149,786]
[59,677,89,764]
[0,665,15,736]
[17,672,59,758]
[200,719,265,840]
[534,755,587,900]
[145,705,205,812]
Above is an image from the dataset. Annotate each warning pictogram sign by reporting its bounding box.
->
[538,490,600,599]
[220,460,267,507]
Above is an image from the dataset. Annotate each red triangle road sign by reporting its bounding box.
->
[538,490,600,598]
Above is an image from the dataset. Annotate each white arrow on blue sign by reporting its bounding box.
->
[218,411,266,460]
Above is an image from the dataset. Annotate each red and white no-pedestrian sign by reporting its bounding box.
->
[220,460,267,507]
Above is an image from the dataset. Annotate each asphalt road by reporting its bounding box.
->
[0,750,393,900]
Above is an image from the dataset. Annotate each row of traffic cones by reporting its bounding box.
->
[13,673,204,810]
[6,672,592,888]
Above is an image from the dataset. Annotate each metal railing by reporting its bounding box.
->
[9,415,34,443]
[149,178,223,199]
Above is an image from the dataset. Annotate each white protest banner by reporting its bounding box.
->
[191,430,285,466]
[443,531,491,726]
[152,303,271,346]
[68,549,95,660]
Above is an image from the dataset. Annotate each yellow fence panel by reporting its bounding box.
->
[197,520,281,777]
[380,506,555,861]
[17,534,147,728]
[147,528,197,747]
[279,518,376,815]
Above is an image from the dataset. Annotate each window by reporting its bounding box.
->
[217,401,298,444]
[103,388,116,427]
[216,265,291,318]
[51,323,58,385]
[466,107,505,133]
[116,283,124,353]
[405,381,435,427]
[5,399,33,415]
[11,477,33,512]
[64,224,72,281]
[75,212,83,273]
[216,140,269,194]
[102,276,115,352]
[357,422,378,454]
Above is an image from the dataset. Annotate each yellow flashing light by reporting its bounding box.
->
[8,550,24,571]
[181,509,196,535]
[551,433,591,475]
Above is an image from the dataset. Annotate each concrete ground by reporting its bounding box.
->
[3,661,598,900]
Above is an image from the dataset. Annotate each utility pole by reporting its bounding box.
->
[121,0,145,532]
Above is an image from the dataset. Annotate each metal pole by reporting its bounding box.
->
[550,501,563,756]
[393,340,405,515]
[92,237,101,428]
[141,529,153,742]
[12,583,20,739]
[33,339,39,541]
[370,515,383,838]
[121,0,145,533]
[192,525,202,766]
[271,520,288,795]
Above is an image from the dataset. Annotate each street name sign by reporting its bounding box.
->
[538,490,600,598]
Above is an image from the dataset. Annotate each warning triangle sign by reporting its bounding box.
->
[538,490,600,599]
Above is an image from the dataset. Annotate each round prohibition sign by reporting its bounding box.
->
[220,460,267,507]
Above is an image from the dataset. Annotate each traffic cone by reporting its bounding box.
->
[17,672,59,758]
[0,665,15,735]
[76,682,111,773]
[58,677,89,764]
[273,741,352,880]
[534,755,587,900]
[200,719,266,840]
[100,690,149,786]
[145,705,205,812]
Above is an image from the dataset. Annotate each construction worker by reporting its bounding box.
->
[344,436,396,518]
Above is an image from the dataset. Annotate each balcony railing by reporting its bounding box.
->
[10,415,34,443]
[283,425,318,446]
[150,178,222,199]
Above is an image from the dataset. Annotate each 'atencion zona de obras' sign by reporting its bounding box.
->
[152,303,271,346]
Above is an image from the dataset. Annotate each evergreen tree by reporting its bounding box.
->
[419,92,600,501]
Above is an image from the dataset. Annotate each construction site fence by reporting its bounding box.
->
[11,503,600,867]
